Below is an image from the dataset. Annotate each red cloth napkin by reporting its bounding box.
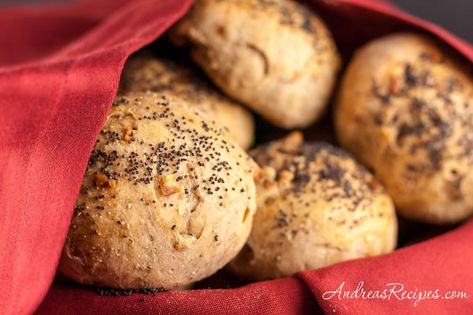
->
[0,0,471,314]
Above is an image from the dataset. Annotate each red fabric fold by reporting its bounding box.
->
[297,220,473,314]
[0,0,471,314]
[0,1,193,314]
[38,277,321,315]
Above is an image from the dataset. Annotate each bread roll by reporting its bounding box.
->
[229,132,397,280]
[170,0,340,129]
[120,53,254,149]
[60,92,258,289]
[335,33,473,224]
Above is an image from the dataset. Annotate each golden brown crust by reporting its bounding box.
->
[170,0,340,128]
[60,92,258,289]
[119,53,254,149]
[335,33,473,224]
[228,132,397,280]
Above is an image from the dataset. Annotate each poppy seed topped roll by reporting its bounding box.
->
[228,132,397,280]
[170,0,340,129]
[60,92,258,289]
[335,33,473,224]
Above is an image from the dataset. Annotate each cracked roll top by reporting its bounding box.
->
[60,92,258,289]
[169,0,340,129]
[120,53,255,149]
[335,33,473,224]
[228,132,397,280]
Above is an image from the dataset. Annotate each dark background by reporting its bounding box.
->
[0,0,472,43]
[392,0,472,43]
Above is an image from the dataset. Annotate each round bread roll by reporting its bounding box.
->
[120,53,254,149]
[229,132,397,280]
[60,92,258,289]
[170,0,340,129]
[335,33,473,224]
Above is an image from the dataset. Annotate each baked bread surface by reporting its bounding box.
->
[335,33,473,224]
[170,0,340,128]
[60,92,258,289]
[120,53,254,149]
[229,132,397,280]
